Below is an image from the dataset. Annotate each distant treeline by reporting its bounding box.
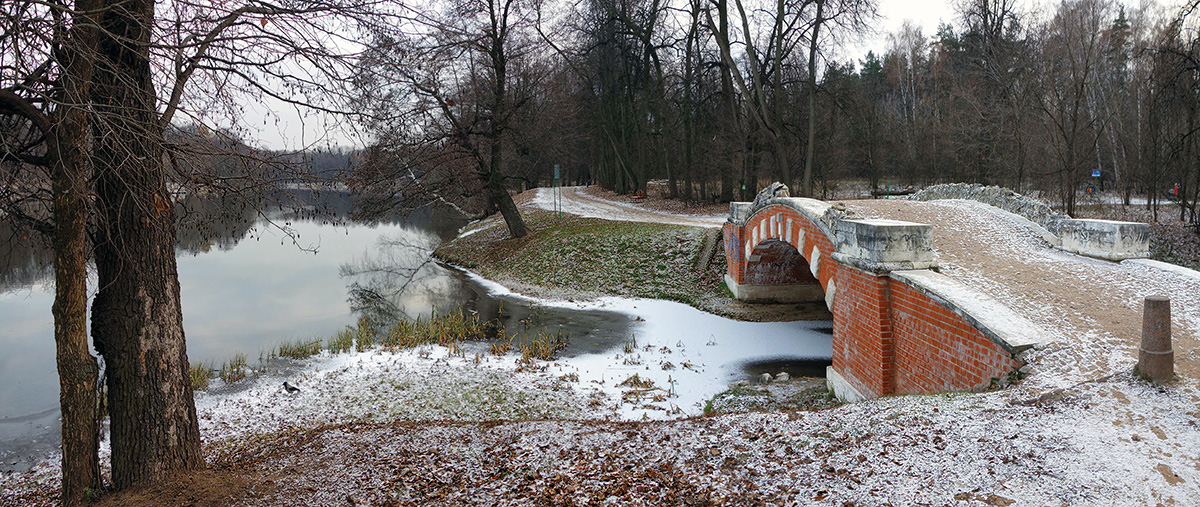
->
[349,0,1200,227]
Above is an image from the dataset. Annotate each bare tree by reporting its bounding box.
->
[1,0,103,502]
[5,0,383,497]
[352,0,542,238]
[1034,0,1110,215]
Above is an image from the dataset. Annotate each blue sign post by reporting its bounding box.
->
[1091,169,1101,178]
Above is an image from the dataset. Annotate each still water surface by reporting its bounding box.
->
[0,201,830,471]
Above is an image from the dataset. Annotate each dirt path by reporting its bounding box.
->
[849,199,1200,385]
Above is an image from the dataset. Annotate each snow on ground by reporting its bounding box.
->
[460,269,833,419]
[223,372,1200,506]
[196,194,1200,504]
[531,187,727,228]
[195,348,598,442]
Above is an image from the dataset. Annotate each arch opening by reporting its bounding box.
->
[740,239,825,303]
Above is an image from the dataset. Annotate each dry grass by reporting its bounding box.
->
[276,338,323,359]
[355,315,377,353]
[519,329,569,362]
[219,353,249,384]
[381,309,492,350]
[190,361,214,391]
[327,328,355,354]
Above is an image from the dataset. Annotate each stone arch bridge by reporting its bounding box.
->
[723,194,1151,402]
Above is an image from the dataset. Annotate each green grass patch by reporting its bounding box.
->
[434,210,729,310]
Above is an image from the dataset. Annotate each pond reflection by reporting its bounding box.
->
[0,192,478,471]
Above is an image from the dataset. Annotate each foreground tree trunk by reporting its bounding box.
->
[485,0,528,239]
[52,5,103,498]
[89,0,203,488]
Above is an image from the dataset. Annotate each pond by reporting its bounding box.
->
[0,193,832,472]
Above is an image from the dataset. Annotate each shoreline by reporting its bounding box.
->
[434,201,833,323]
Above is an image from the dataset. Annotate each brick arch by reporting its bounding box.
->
[745,239,817,286]
[723,196,1041,402]
[725,202,838,307]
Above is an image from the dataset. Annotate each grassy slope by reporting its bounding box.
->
[434,209,734,311]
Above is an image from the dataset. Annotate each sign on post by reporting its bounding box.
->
[1091,169,1102,178]
[553,164,562,217]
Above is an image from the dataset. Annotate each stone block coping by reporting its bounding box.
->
[1121,259,1200,282]
[890,270,1044,355]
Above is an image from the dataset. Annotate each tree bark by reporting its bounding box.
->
[486,0,528,239]
[715,0,735,203]
[51,0,103,499]
[803,0,825,197]
[89,0,203,488]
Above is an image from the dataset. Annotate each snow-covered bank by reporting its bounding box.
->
[236,374,1200,507]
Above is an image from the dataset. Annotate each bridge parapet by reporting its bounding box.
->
[832,219,937,274]
[910,183,1151,260]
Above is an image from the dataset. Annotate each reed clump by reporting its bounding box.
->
[190,361,214,391]
[520,329,569,362]
[276,337,323,359]
[381,309,491,350]
[219,353,249,384]
[355,315,378,352]
[328,327,355,353]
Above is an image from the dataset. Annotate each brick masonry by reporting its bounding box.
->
[725,204,838,291]
[726,202,1022,399]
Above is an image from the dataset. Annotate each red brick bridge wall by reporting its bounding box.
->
[725,203,1021,399]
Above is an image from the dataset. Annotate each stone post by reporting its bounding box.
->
[1136,296,1174,383]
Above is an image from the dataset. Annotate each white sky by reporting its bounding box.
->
[842,0,974,63]
[872,0,959,46]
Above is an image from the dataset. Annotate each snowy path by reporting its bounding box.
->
[851,199,1200,387]
[532,186,727,228]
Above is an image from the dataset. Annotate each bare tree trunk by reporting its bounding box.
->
[486,4,527,239]
[715,0,735,202]
[46,1,104,502]
[90,0,203,488]
[53,23,102,503]
[803,0,825,198]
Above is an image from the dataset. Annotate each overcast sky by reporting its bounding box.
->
[844,0,970,62]
[250,0,1158,151]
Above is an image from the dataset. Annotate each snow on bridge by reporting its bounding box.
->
[723,194,1153,401]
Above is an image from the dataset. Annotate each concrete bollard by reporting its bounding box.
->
[1136,296,1174,383]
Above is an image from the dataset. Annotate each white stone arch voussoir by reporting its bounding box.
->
[743,197,838,269]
